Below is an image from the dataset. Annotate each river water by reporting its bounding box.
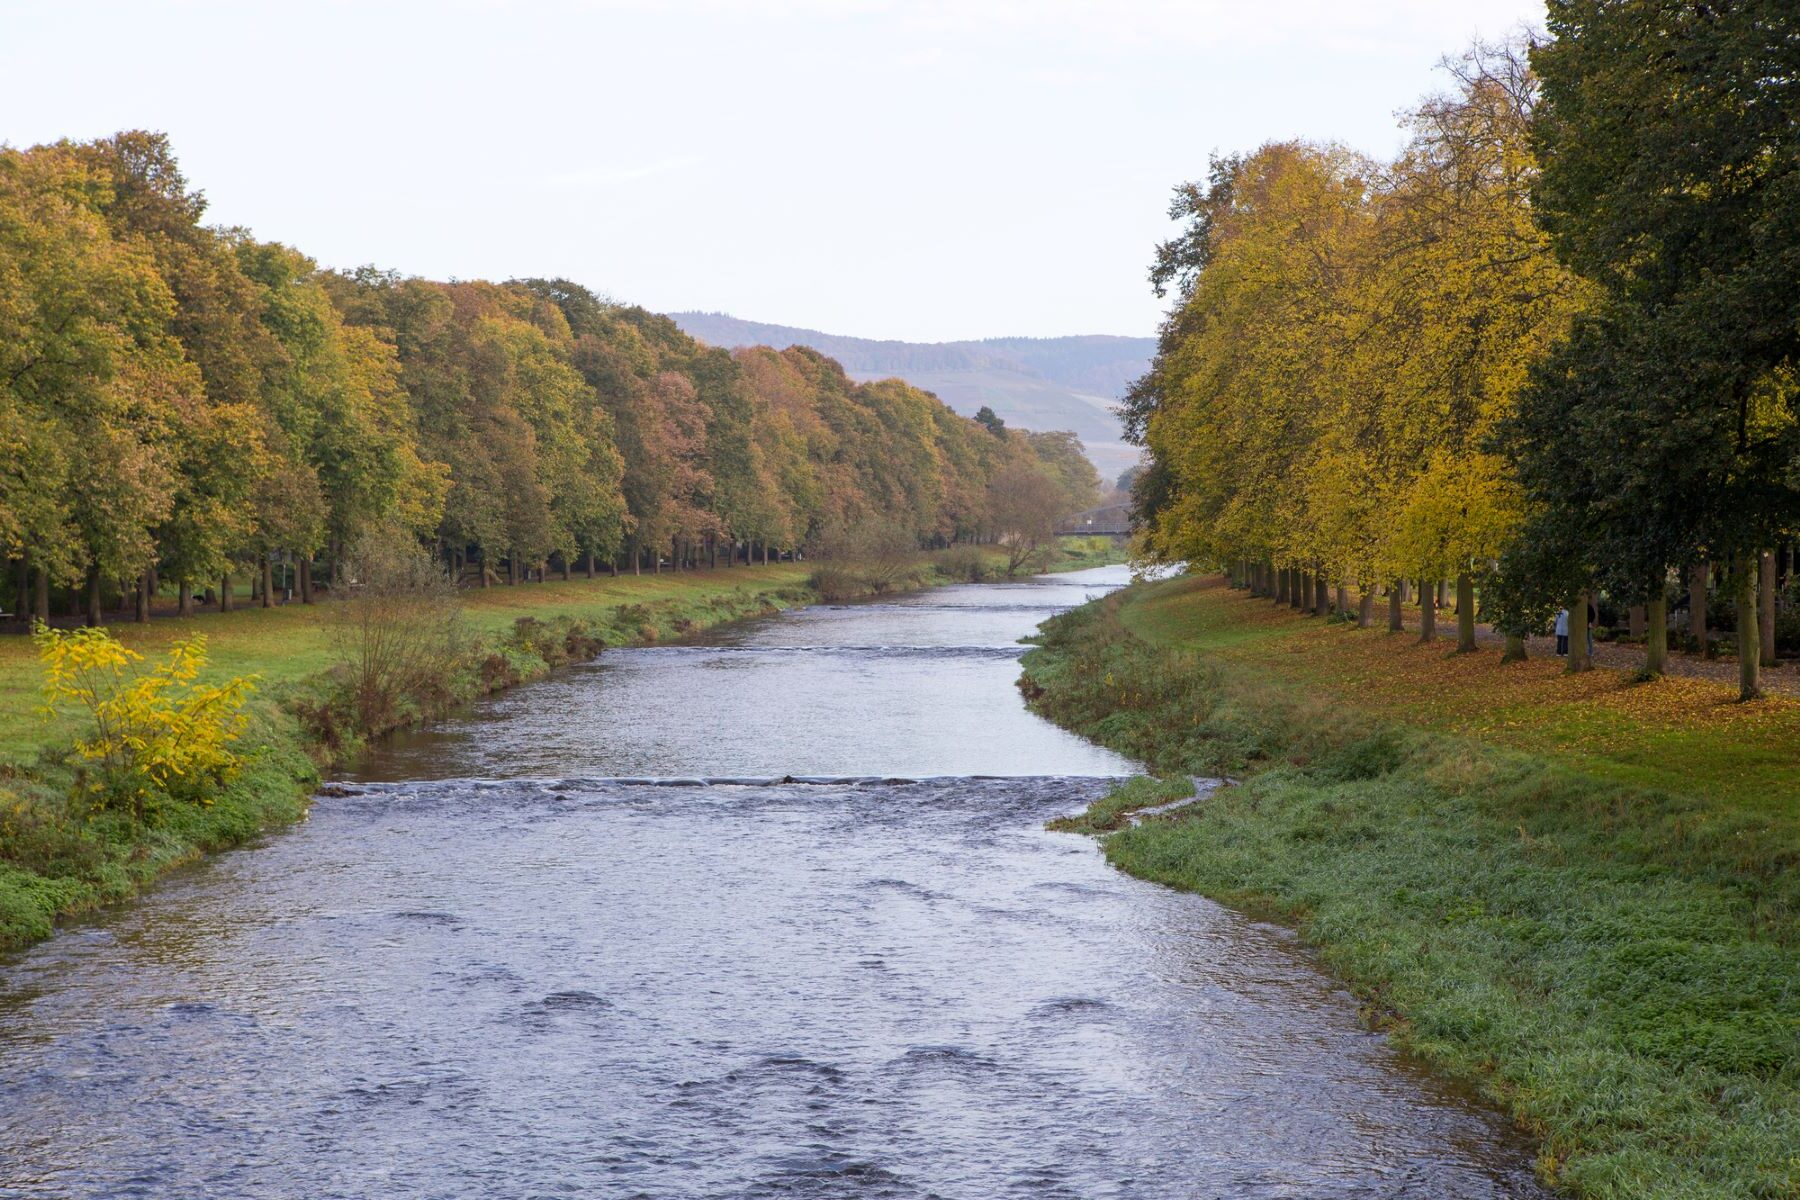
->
[0,566,1548,1199]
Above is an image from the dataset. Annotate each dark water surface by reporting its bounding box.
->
[0,567,1548,1198]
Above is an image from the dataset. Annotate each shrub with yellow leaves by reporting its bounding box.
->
[33,624,258,819]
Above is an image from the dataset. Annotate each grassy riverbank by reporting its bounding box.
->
[0,539,1123,954]
[0,564,823,952]
[1021,574,1797,1200]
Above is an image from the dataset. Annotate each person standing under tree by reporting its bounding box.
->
[1555,607,1570,657]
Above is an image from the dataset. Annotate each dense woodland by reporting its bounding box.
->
[0,133,1098,628]
[1127,8,1800,698]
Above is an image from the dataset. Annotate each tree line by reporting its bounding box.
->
[0,133,1098,628]
[1126,7,1800,699]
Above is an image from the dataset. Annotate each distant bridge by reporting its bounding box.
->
[1055,502,1133,538]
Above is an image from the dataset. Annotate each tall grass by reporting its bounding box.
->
[1021,592,1799,1200]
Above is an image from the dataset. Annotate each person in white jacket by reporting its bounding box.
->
[1554,607,1569,657]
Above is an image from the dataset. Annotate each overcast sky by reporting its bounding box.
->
[3,0,1546,342]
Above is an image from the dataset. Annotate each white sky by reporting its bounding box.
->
[2,0,1546,342]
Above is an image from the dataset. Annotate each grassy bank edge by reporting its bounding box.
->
[0,538,1124,955]
[1017,577,1797,1200]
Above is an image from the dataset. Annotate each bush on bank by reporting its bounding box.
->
[1020,590,1799,1200]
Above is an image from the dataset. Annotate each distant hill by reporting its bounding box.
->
[667,312,1151,480]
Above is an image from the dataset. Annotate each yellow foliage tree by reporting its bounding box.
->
[34,625,258,818]
[1137,40,1588,654]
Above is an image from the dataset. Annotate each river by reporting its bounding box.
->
[0,566,1548,1198]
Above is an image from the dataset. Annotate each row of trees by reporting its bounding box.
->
[1127,11,1800,698]
[1,133,1098,628]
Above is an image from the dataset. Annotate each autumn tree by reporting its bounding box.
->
[987,462,1064,574]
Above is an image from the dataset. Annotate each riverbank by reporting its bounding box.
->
[1020,573,1797,1200]
[0,539,1122,954]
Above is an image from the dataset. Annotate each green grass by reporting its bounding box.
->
[1044,773,1194,834]
[1044,534,1128,572]
[1020,581,1799,1200]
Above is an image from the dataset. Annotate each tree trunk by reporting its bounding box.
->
[1275,567,1288,605]
[137,571,152,623]
[178,581,194,618]
[1334,582,1348,616]
[1735,554,1761,700]
[1646,591,1668,675]
[85,564,102,627]
[32,566,49,625]
[1689,560,1709,657]
[1627,605,1646,639]
[1419,580,1437,642]
[1437,579,1449,609]
[1455,572,1476,653]
[1568,590,1591,672]
[1759,550,1777,667]
[1502,632,1527,663]
[1387,584,1403,633]
[261,558,274,608]
[219,572,232,613]
[300,558,315,602]
[1297,570,1311,612]
[1357,587,1372,628]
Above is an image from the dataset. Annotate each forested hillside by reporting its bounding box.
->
[0,133,1099,627]
[669,311,1151,477]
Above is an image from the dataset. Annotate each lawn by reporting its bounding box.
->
[1123,574,1800,822]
